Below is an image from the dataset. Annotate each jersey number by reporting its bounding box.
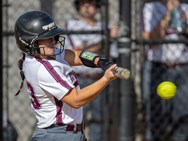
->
[27,82,41,109]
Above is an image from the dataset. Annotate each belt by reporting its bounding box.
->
[43,123,84,131]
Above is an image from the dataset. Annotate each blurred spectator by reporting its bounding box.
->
[64,0,119,141]
[142,0,188,141]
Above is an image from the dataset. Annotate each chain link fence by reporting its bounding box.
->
[2,0,188,141]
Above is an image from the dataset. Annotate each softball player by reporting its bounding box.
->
[14,11,118,141]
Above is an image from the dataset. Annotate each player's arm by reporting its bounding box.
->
[64,49,83,66]
[61,64,117,108]
[64,49,100,66]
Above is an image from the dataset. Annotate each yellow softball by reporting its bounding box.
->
[156,81,177,99]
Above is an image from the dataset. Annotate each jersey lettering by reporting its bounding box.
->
[68,71,78,87]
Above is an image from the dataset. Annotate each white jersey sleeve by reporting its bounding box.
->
[37,59,75,100]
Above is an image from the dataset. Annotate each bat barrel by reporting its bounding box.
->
[114,67,130,79]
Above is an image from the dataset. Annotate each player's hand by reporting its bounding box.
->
[103,64,118,81]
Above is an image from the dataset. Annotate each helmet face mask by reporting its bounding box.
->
[38,35,65,57]
[14,11,65,56]
[55,35,65,55]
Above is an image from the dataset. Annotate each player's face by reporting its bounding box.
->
[38,37,56,56]
[79,2,97,19]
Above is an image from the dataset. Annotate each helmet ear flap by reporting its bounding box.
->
[17,37,32,54]
[18,37,40,55]
[19,37,30,46]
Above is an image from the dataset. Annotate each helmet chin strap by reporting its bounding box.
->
[36,47,63,60]
[31,35,65,57]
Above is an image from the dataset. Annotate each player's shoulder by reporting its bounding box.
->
[38,59,67,77]
[36,58,62,70]
[46,59,64,68]
[37,59,57,69]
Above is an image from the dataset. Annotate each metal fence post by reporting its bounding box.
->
[0,0,3,140]
[100,0,111,140]
[118,0,135,141]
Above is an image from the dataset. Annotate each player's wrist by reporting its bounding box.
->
[100,75,111,84]
[97,57,113,71]
[79,50,115,72]
[79,50,100,68]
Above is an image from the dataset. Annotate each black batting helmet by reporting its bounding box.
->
[74,0,101,11]
[14,11,65,55]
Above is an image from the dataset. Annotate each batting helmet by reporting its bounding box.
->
[74,0,101,11]
[14,11,65,55]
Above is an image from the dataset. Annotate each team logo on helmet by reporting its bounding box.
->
[42,22,56,31]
